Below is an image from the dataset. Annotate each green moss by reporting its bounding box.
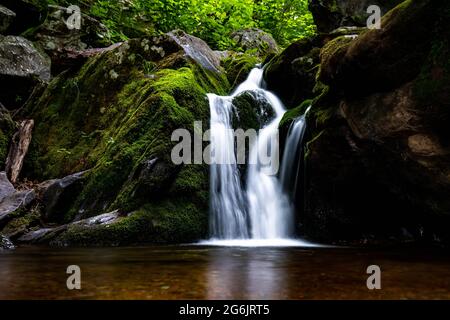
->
[319,35,352,69]
[52,198,207,246]
[222,53,260,89]
[279,99,312,130]
[2,208,41,238]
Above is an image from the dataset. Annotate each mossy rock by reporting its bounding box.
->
[20,33,229,244]
[264,37,322,108]
[50,198,207,246]
[222,53,260,91]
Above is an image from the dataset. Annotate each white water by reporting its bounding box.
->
[208,68,314,246]
[280,107,310,201]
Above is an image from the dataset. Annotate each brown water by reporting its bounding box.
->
[0,245,449,299]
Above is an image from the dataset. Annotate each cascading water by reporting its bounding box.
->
[205,67,316,246]
[280,107,310,201]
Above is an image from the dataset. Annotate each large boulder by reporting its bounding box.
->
[308,0,404,33]
[264,37,323,108]
[16,31,229,245]
[0,0,47,35]
[299,0,450,244]
[25,4,109,73]
[0,176,35,226]
[0,35,51,108]
[0,5,15,34]
[37,170,88,223]
[231,28,279,57]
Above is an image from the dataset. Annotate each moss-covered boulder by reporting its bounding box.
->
[264,37,322,108]
[15,31,229,245]
[319,0,438,95]
[222,53,260,91]
[0,35,51,108]
[300,0,450,244]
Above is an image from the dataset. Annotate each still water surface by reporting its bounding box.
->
[1,245,449,299]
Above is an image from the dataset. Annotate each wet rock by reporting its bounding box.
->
[231,28,279,57]
[232,91,275,130]
[0,5,16,34]
[0,35,51,108]
[318,0,438,95]
[167,29,223,73]
[300,0,450,243]
[19,30,224,242]
[0,188,35,223]
[38,170,88,223]
[17,210,122,245]
[17,226,65,243]
[222,53,260,90]
[0,171,15,202]
[264,37,322,108]
[0,233,14,250]
[308,0,404,33]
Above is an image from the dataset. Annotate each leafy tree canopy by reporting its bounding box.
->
[48,0,316,49]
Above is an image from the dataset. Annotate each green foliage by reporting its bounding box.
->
[46,0,316,49]
[253,0,316,46]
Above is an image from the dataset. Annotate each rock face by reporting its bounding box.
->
[308,0,404,33]
[0,171,35,225]
[168,30,223,72]
[0,5,16,33]
[278,0,450,244]
[231,28,279,56]
[0,35,51,108]
[264,37,323,108]
[0,171,15,202]
[38,170,87,223]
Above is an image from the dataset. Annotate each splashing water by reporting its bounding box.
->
[207,67,313,246]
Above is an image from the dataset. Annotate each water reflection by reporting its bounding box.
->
[206,248,289,299]
[0,245,449,299]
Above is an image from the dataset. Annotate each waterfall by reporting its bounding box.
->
[206,67,314,246]
[280,107,310,201]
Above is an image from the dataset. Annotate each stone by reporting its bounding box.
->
[0,5,16,34]
[38,170,88,222]
[0,189,35,223]
[0,171,15,202]
[168,29,222,72]
[231,28,279,57]
[0,35,51,108]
